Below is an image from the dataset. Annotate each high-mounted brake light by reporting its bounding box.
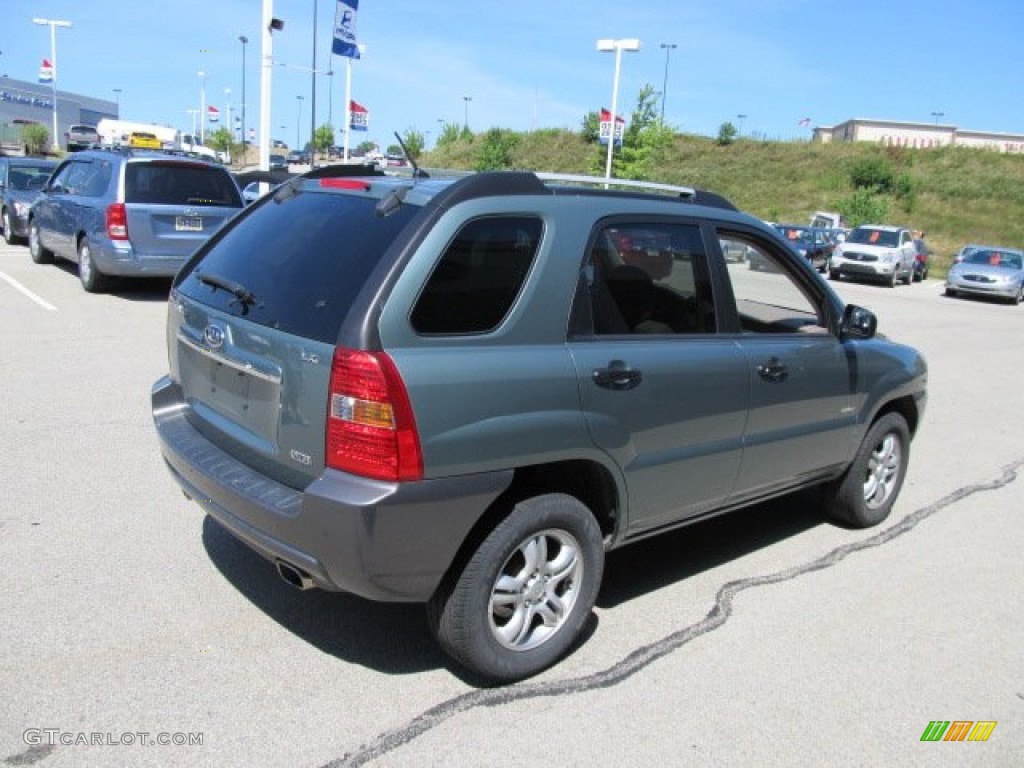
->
[105,203,128,240]
[326,348,422,482]
[319,178,371,190]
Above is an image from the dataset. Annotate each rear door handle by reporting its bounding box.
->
[757,356,788,383]
[593,360,642,390]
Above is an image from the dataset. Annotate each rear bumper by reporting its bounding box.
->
[151,376,511,602]
[93,242,187,277]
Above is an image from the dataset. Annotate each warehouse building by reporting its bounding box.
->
[814,118,1024,153]
[0,75,116,150]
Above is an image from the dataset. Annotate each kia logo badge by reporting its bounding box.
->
[204,324,225,349]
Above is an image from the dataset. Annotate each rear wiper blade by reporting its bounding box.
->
[197,271,259,309]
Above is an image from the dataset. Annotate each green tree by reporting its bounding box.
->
[22,124,50,155]
[400,128,425,160]
[313,123,335,156]
[205,127,237,162]
[474,128,519,171]
[435,121,463,148]
[836,188,889,227]
[716,122,738,146]
[588,85,674,179]
[849,154,895,192]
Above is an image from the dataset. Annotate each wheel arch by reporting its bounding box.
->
[432,459,620,598]
[873,394,920,438]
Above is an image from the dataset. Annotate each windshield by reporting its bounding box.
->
[8,165,53,191]
[964,249,1023,269]
[846,228,899,247]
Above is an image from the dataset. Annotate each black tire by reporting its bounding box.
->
[78,238,110,293]
[426,493,604,683]
[829,270,840,281]
[2,208,17,245]
[887,269,898,288]
[28,219,53,264]
[902,266,913,286]
[945,286,957,298]
[822,412,910,528]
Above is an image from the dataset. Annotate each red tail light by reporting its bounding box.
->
[105,203,128,240]
[326,348,422,482]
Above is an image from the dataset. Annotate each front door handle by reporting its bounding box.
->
[757,356,789,383]
[593,360,642,390]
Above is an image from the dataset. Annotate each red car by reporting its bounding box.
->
[911,238,932,281]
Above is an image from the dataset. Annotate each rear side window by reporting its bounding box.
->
[175,191,421,343]
[125,162,242,207]
[411,216,542,334]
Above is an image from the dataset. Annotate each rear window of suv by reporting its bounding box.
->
[125,161,242,207]
[175,191,420,343]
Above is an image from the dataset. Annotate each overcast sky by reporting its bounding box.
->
[5,0,1023,149]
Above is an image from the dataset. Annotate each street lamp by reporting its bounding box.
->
[463,96,472,130]
[296,95,304,149]
[33,17,72,152]
[198,69,207,143]
[326,70,334,133]
[659,43,676,123]
[113,88,122,116]
[931,111,944,126]
[597,37,641,180]
[238,35,248,152]
[737,114,747,136]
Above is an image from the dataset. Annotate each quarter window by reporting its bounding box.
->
[411,216,542,334]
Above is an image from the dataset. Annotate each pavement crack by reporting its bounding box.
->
[321,458,1024,768]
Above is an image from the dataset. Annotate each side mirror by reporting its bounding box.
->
[840,304,877,340]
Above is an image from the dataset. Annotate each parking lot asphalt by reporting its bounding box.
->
[1,243,1021,767]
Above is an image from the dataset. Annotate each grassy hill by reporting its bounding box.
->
[424,130,1024,275]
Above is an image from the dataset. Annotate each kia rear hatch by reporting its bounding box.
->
[168,179,423,488]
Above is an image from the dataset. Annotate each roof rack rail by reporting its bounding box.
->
[534,172,696,199]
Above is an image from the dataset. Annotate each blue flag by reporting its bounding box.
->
[332,0,360,59]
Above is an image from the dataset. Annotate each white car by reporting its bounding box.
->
[829,225,917,286]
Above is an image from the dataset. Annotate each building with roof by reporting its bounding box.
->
[813,118,1024,154]
[0,75,116,151]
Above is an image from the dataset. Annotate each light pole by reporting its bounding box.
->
[327,70,334,133]
[737,114,747,136]
[597,37,641,180]
[224,88,232,140]
[186,109,199,139]
[659,42,676,123]
[296,95,304,150]
[463,96,472,130]
[238,35,248,152]
[198,69,207,143]
[33,17,72,152]
[113,88,122,116]
[931,111,944,126]
[310,0,318,167]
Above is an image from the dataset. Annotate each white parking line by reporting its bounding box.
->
[0,270,58,311]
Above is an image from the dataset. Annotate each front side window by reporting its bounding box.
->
[584,221,715,335]
[718,230,825,334]
[411,216,542,335]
